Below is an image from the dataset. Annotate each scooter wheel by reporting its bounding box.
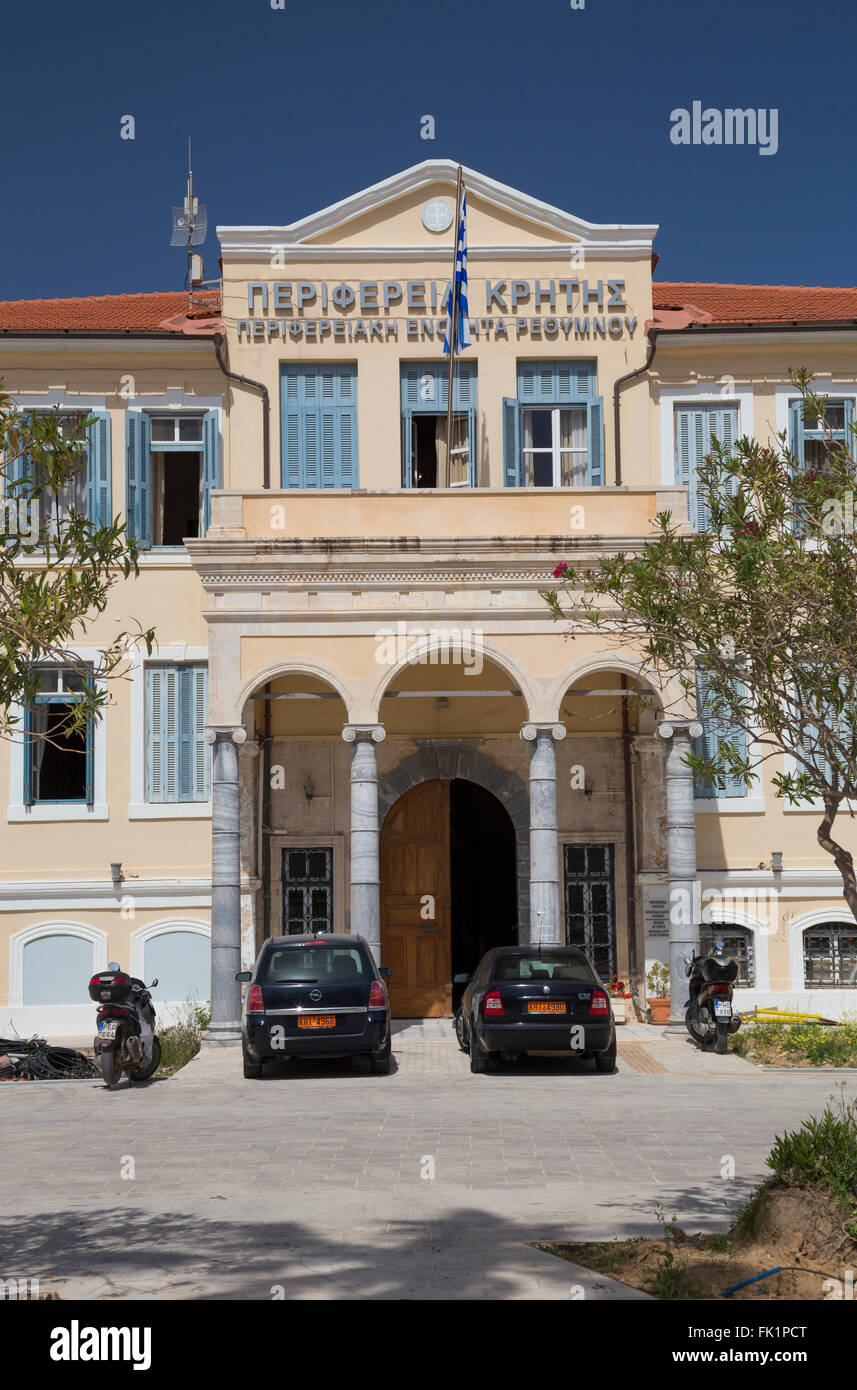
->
[100,1047,123,1089]
[715,1020,730,1055]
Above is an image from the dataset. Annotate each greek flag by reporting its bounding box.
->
[443,192,471,355]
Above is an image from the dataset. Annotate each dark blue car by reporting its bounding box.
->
[237,933,392,1078]
[454,946,617,1074]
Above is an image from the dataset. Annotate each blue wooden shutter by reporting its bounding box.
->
[7,409,31,488]
[586,397,604,485]
[676,405,738,531]
[516,360,595,404]
[466,405,477,486]
[85,411,111,527]
[401,408,415,486]
[844,399,855,459]
[503,398,521,486]
[693,669,747,799]
[126,412,151,548]
[201,409,221,534]
[789,400,805,471]
[191,664,210,801]
[281,367,357,488]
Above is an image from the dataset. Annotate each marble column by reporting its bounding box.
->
[521,722,567,945]
[342,724,386,961]
[202,725,246,1047]
[657,718,703,1027]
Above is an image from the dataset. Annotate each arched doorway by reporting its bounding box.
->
[380,777,517,1017]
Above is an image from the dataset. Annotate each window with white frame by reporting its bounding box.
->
[4,409,111,532]
[126,410,220,549]
[803,922,857,988]
[22,931,95,1005]
[700,924,755,987]
[24,665,94,805]
[674,402,740,530]
[145,663,210,803]
[503,361,604,488]
[790,398,854,473]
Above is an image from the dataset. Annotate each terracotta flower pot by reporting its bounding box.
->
[647,997,671,1024]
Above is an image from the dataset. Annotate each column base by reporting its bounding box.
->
[200,1022,243,1047]
[661,1020,690,1037]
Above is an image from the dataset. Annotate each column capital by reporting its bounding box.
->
[342,723,386,744]
[520,722,567,743]
[657,718,703,742]
[204,726,248,746]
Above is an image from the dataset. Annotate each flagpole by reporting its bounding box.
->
[444,159,464,488]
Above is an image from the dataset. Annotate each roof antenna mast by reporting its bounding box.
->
[170,138,208,308]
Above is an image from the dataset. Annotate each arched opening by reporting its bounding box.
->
[380,777,517,1017]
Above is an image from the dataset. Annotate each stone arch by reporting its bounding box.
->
[231,658,357,728]
[370,636,539,723]
[547,649,677,723]
[378,742,530,933]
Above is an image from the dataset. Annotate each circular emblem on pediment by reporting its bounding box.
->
[422,198,453,233]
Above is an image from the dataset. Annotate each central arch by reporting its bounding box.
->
[378,744,529,1017]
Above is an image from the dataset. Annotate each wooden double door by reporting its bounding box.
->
[380,780,452,1017]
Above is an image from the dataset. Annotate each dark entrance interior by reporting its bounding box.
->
[450,779,517,1006]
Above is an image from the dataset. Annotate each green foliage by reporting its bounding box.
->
[157,999,210,1075]
[646,961,671,997]
[645,1209,705,1299]
[0,391,154,740]
[767,1086,857,1208]
[732,1017,857,1067]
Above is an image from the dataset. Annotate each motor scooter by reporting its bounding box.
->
[89,963,161,1089]
[684,939,743,1054]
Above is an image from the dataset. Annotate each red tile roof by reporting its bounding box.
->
[0,290,222,334]
[653,282,857,326]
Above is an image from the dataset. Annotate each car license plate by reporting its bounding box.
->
[527,1002,566,1014]
[298,1015,336,1029]
[99,1021,119,1040]
[714,1001,732,1018]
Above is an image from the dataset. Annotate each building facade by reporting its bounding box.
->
[2,159,856,1039]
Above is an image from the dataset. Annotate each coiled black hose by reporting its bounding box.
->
[0,1036,99,1080]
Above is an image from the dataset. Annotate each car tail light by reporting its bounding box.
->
[246,984,264,1014]
[483,989,505,1016]
[589,989,610,1015]
[369,981,386,1008]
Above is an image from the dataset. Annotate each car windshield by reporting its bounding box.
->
[259,944,371,984]
[493,953,596,983]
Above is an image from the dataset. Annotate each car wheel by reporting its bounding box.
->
[370,1033,392,1075]
[242,1046,263,1079]
[469,1025,489,1074]
[594,1039,617,1074]
[454,1010,469,1053]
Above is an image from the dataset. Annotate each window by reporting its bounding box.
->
[790,398,854,473]
[145,664,209,803]
[144,930,211,1004]
[693,668,748,799]
[700,925,755,987]
[401,362,477,487]
[674,403,740,530]
[281,366,357,488]
[126,410,220,548]
[504,361,603,487]
[563,843,616,977]
[22,932,95,1005]
[493,952,598,983]
[5,410,111,530]
[803,923,857,988]
[260,942,370,983]
[281,848,333,934]
[24,665,94,805]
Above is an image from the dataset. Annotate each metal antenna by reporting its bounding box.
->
[170,139,207,307]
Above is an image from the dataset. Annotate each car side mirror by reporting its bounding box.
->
[379,967,392,979]
[149,978,159,988]
[453,973,469,985]
[235,971,252,982]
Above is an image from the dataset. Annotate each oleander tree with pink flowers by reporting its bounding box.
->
[542,370,857,927]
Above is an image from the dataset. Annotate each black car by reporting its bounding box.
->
[454,946,617,1074]
[236,933,392,1078]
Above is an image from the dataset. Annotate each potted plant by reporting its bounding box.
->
[604,974,631,1024]
[646,962,672,1025]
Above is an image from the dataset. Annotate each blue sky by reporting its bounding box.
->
[1,0,853,300]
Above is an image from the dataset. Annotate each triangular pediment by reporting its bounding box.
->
[218,160,657,260]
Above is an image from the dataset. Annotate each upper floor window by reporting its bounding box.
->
[145,663,210,803]
[674,403,739,530]
[504,361,603,487]
[25,665,94,806]
[281,366,358,489]
[4,410,111,532]
[789,397,854,474]
[803,923,857,988]
[401,362,477,488]
[126,410,220,549]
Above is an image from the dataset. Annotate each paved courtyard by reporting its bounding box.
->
[1,1023,854,1299]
